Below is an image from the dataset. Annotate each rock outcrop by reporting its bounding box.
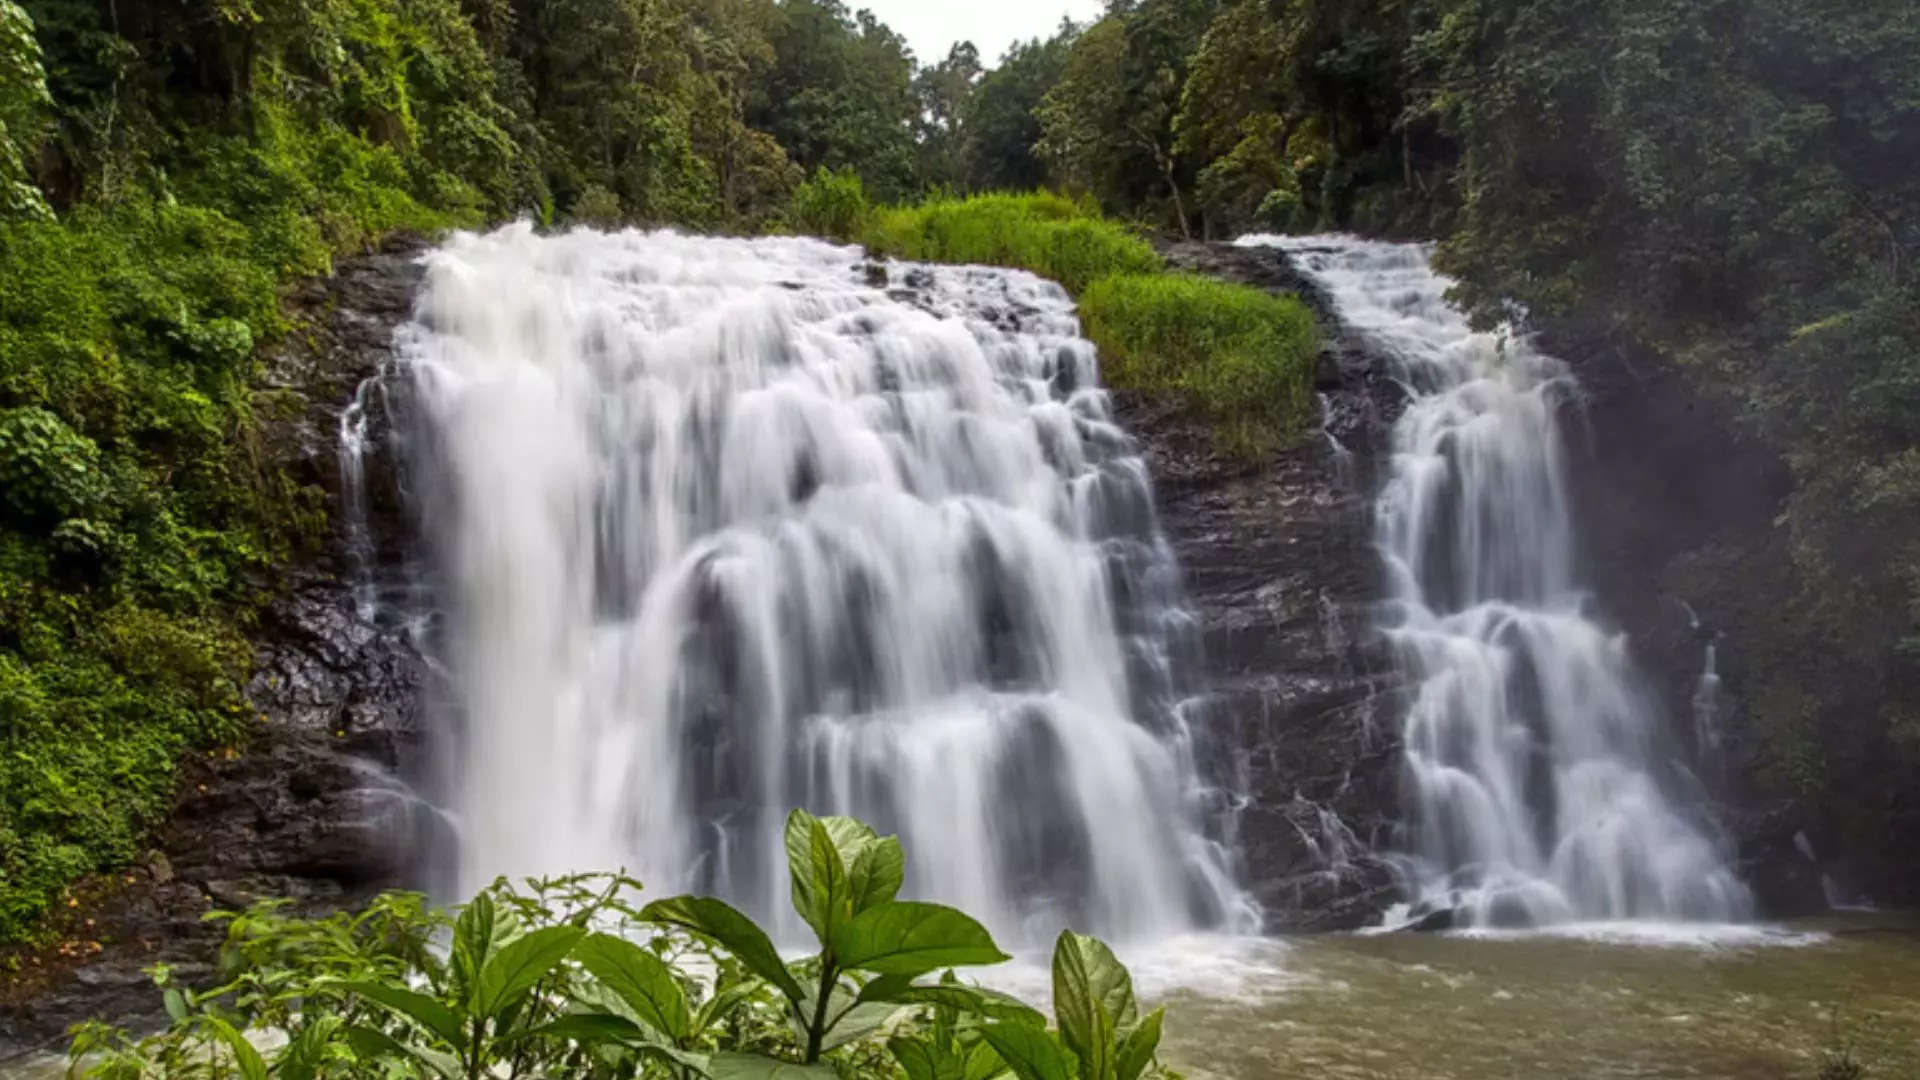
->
[1122,241,1407,931]
[0,237,434,1060]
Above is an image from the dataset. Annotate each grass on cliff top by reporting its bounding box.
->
[862,189,1163,294]
[1080,272,1318,457]
[791,177,1319,456]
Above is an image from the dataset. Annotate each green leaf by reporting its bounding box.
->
[982,1022,1078,1080]
[708,1050,842,1080]
[343,1023,461,1079]
[472,924,585,1018]
[162,987,187,1024]
[1114,1007,1163,1080]
[786,812,850,942]
[641,895,808,1004]
[829,901,1010,976]
[279,1015,344,1080]
[694,979,763,1035]
[576,933,692,1041]
[340,980,466,1050]
[975,988,1049,1028]
[507,1011,647,1044]
[847,835,905,914]
[820,1000,899,1051]
[1051,931,1134,1079]
[452,891,501,994]
[858,977,986,1013]
[890,1036,968,1080]
[963,1037,1010,1080]
[205,1017,267,1080]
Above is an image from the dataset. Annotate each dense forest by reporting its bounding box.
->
[1,0,1917,949]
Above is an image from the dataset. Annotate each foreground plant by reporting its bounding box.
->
[67,810,1174,1080]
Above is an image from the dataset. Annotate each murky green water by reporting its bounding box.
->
[7,915,1916,1079]
[1154,915,1920,1079]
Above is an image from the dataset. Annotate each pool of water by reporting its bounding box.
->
[8,914,1916,1079]
[1151,914,1920,1079]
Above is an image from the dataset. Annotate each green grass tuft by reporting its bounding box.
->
[1079,272,1319,457]
[861,191,1162,293]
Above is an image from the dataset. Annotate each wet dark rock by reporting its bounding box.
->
[0,235,434,1060]
[1124,240,1407,932]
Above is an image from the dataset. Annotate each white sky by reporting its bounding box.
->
[857,0,1105,65]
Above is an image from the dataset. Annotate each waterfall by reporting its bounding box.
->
[395,223,1253,944]
[1241,234,1750,927]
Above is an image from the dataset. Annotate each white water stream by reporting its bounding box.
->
[395,224,1253,944]
[1241,235,1751,927]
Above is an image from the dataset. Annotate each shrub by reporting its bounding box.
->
[568,183,624,228]
[787,166,872,242]
[68,811,1178,1080]
[0,407,107,525]
[863,191,1161,293]
[1080,272,1319,457]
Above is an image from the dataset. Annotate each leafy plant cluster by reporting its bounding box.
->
[68,811,1175,1080]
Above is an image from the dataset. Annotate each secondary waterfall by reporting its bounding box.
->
[1241,234,1751,927]
[396,223,1251,944]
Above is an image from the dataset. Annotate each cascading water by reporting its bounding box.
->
[1240,234,1751,927]
[397,223,1254,944]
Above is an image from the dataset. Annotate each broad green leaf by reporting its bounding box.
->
[890,1036,967,1080]
[340,980,465,1050]
[205,1017,267,1080]
[576,933,692,1041]
[847,835,905,913]
[829,901,1010,976]
[472,925,586,1018]
[1051,931,1134,1079]
[452,891,500,993]
[343,1023,461,1079]
[975,988,1049,1028]
[708,1050,841,1080]
[1114,1007,1163,1080]
[789,811,902,941]
[641,895,808,1004]
[963,1037,1011,1080]
[982,1022,1078,1080]
[821,1001,899,1051]
[507,1011,646,1044]
[279,1015,343,1080]
[859,978,986,1013]
[162,987,187,1024]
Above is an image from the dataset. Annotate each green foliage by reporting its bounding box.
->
[0,0,50,218]
[864,191,1162,294]
[749,0,919,203]
[66,812,1178,1080]
[1079,272,1317,456]
[0,406,106,524]
[962,29,1076,193]
[787,166,870,242]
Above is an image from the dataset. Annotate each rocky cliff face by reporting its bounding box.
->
[1123,242,1407,931]
[0,238,434,1060]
